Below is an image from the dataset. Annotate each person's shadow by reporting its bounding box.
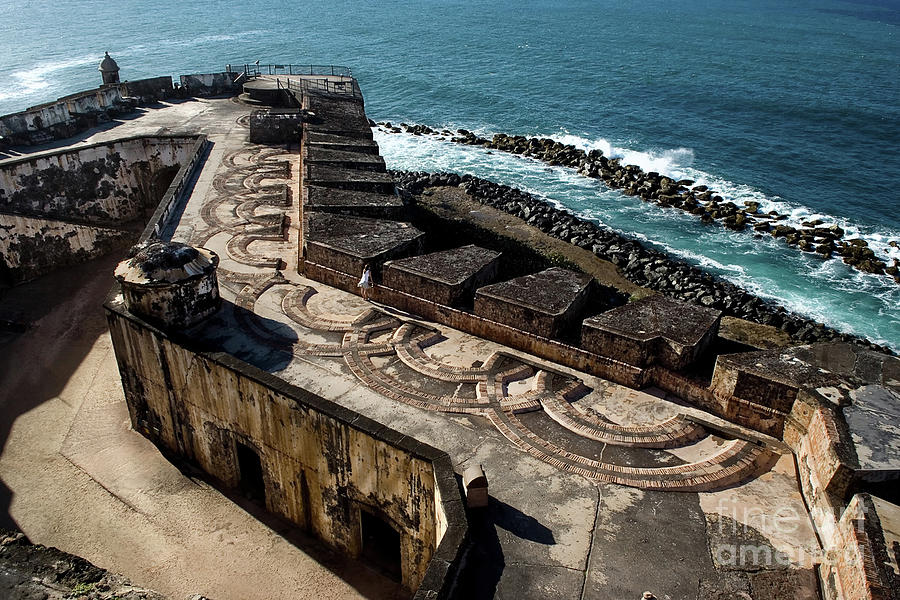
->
[454,496,555,599]
[490,496,555,544]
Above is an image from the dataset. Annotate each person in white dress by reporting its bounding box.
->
[358,264,373,300]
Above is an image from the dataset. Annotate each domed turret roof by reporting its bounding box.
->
[115,241,218,284]
[98,52,119,73]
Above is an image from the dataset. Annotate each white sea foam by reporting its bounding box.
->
[378,127,900,263]
[117,30,267,60]
[525,130,900,265]
[0,53,99,105]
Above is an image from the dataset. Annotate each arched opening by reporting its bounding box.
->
[235,442,266,504]
[359,509,401,581]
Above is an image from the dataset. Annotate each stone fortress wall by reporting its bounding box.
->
[45,64,468,597]
[0,135,204,285]
[105,303,463,593]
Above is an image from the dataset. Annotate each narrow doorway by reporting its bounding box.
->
[360,509,402,581]
[236,442,266,504]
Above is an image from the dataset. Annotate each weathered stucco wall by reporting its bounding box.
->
[831,494,897,600]
[105,301,460,593]
[781,394,900,600]
[0,136,195,227]
[0,213,133,284]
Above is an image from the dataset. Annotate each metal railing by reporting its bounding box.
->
[232,63,352,77]
[276,76,361,99]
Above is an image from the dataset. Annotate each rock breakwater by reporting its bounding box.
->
[378,123,899,284]
[391,169,892,354]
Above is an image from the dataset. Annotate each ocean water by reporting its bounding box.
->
[0,0,897,349]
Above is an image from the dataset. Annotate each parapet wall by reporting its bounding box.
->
[0,73,235,148]
[0,85,125,145]
[303,261,646,388]
[120,76,175,104]
[105,297,467,596]
[179,72,240,97]
[0,135,197,226]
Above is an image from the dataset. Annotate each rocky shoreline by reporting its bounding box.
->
[391,169,894,354]
[0,530,172,600]
[378,123,900,285]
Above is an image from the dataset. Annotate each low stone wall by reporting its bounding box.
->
[138,135,208,243]
[105,299,467,595]
[0,135,198,227]
[0,86,126,146]
[120,76,174,103]
[179,72,240,97]
[649,368,719,412]
[307,252,802,438]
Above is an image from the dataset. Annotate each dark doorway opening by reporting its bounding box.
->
[360,509,402,581]
[236,442,266,504]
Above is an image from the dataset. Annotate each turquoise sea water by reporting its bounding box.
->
[0,0,897,348]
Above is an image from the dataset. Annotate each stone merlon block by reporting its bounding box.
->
[249,108,302,144]
[304,212,425,276]
[304,165,395,194]
[303,185,405,219]
[383,245,501,307]
[303,95,372,139]
[305,131,379,154]
[474,267,593,339]
[581,294,721,371]
[303,146,386,172]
